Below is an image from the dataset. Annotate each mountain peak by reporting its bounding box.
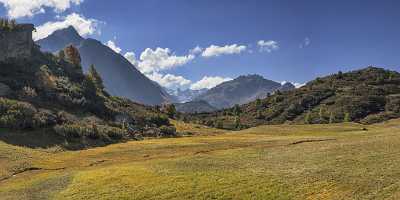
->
[53,26,82,40]
[195,74,287,109]
[37,26,84,53]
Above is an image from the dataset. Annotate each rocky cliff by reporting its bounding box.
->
[0,24,35,61]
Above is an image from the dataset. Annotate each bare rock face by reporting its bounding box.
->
[0,24,35,61]
[0,82,11,96]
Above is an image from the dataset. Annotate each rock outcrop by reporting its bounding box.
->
[0,24,35,61]
[0,82,11,96]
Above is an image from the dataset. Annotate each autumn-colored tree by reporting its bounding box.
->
[64,45,81,66]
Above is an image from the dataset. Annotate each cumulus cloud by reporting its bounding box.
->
[189,46,203,55]
[299,37,311,48]
[0,0,83,18]
[106,40,122,54]
[147,72,192,90]
[33,13,101,41]
[121,48,195,89]
[201,44,247,57]
[138,48,195,74]
[190,76,232,90]
[257,40,279,52]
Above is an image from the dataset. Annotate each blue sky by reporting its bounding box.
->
[1,0,400,90]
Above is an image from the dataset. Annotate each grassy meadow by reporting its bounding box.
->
[1,120,400,200]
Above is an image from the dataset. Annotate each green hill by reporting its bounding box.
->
[0,23,175,149]
[184,67,400,129]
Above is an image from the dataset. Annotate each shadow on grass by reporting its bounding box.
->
[0,128,67,149]
[0,128,131,150]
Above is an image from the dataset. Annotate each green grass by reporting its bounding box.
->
[1,120,400,199]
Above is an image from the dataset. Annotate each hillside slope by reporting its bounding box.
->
[37,26,170,105]
[0,24,176,149]
[194,74,294,109]
[187,67,400,129]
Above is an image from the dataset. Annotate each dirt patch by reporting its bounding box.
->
[0,167,66,182]
[289,138,336,145]
[87,160,108,167]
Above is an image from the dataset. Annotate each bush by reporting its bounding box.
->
[0,98,37,129]
[53,122,128,141]
[147,114,170,126]
[360,112,399,124]
[159,125,176,136]
[33,109,57,128]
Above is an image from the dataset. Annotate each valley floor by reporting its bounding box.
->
[1,120,400,200]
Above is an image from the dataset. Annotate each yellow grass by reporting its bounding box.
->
[1,120,400,199]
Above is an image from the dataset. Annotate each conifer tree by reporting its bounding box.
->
[304,111,311,124]
[88,65,104,91]
[58,50,65,61]
[344,113,351,122]
[329,112,335,124]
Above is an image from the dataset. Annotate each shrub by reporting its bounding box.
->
[18,86,38,100]
[159,125,176,136]
[53,122,128,141]
[33,109,57,128]
[147,114,170,126]
[0,98,37,129]
[360,112,400,124]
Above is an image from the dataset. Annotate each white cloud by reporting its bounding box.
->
[106,40,122,54]
[138,47,195,74]
[299,37,311,48]
[189,46,203,55]
[190,76,232,90]
[0,0,83,19]
[33,13,101,41]
[201,44,247,57]
[124,51,138,66]
[147,72,192,90]
[257,40,279,52]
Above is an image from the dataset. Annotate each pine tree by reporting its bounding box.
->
[344,113,351,122]
[255,98,262,107]
[304,111,311,124]
[88,65,104,91]
[0,18,5,29]
[234,116,241,130]
[58,50,65,61]
[165,104,177,119]
[337,70,343,79]
[9,19,16,30]
[233,104,241,116]
[319,106,325,122]
[329,112,335,124]
[256,110,264,119]
[216,120,223,129]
